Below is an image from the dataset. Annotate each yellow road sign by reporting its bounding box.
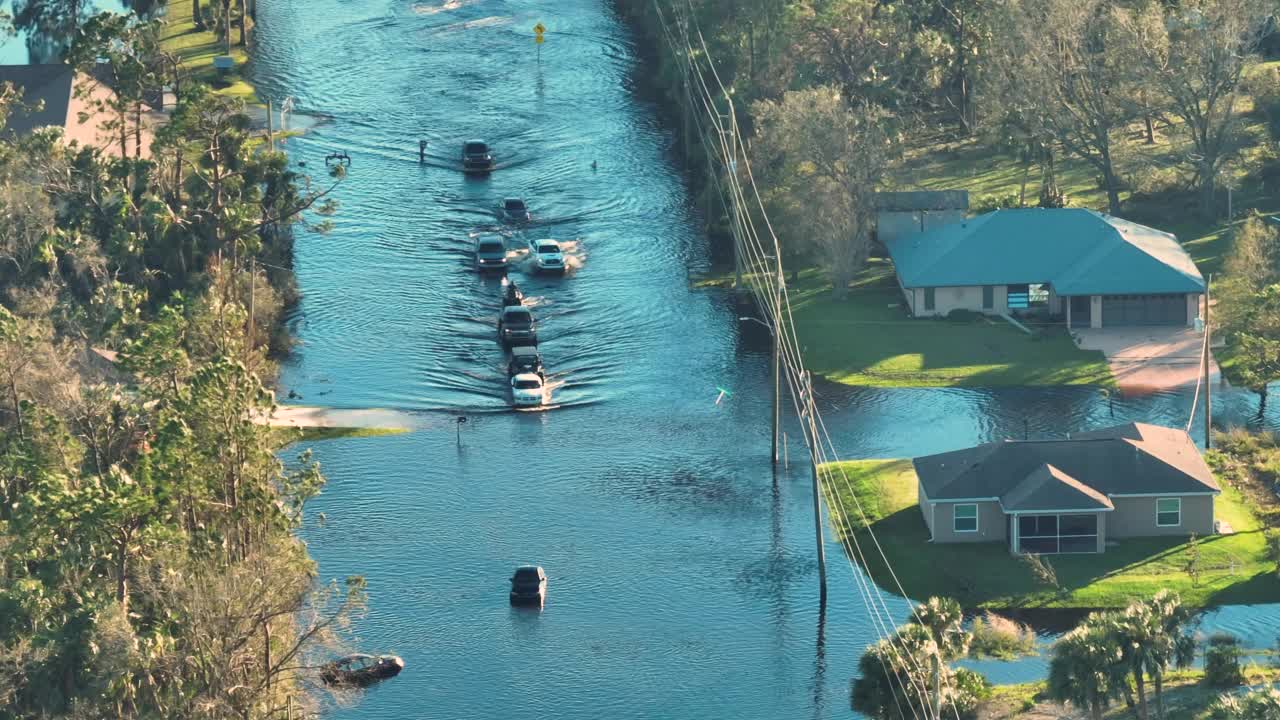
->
[533,22,546,35]
[535,34,545,44]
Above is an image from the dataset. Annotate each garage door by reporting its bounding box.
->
[1101,294,1186,326]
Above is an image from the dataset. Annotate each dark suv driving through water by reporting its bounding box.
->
[474,235,507,271]
[507,345,544,377]
[498,306,537,347]
[462,140,493,172]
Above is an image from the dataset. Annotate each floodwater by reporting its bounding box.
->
[250,0,1280,717]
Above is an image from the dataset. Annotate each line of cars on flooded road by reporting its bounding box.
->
[472,194,571,409]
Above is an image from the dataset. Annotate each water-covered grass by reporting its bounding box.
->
[270,425,409,450]
[821,460,1280,610]
[159,0,259,104]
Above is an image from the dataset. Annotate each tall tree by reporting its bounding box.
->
[988,0,1134,214]
[67,13,163,160]
[750,86,896,298]
[1113,0,1273,217]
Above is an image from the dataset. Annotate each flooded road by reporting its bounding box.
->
[251,0,1280,717]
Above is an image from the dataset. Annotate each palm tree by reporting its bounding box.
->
[1210,685,1280,719]
[1108,591,1197,720]
[1047,619,1125,720]
[1141,591,1197,720]
[912,596,970,660]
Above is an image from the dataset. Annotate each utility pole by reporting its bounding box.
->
[1204,274,1212,449]
[266,99,274,153]
[930,651,943,720]
[771,266,781,466]
[803,371,828,603]
[730,108,743,290]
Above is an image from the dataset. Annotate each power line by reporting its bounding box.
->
[655,2,972,716]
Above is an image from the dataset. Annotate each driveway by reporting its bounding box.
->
[1072,327,1221,393]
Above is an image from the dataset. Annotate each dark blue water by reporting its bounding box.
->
[251,0,1280,716]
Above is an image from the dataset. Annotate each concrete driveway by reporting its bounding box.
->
[1072,327,1221,393]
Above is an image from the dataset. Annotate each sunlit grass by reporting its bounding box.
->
[159,0,261,106]
[823,460,1280,609]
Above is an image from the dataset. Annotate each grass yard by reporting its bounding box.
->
[159,0,259,104]
[269,425,409,450]
[890,70,1280,278]
[979,669,1280,720]
[775,262,1114,388]
[822,459,1280,610]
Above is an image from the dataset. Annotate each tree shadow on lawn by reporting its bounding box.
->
[791,280,1111,387]
[1203,570,1280,606]
[850,508,1274,610]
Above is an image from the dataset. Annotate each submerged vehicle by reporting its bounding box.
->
[503,198,531,222]
[498,305,537,347]
[507,345,544,378]
[509,565,547,604]
[531,238,566,274]
[319,654,405,687]
[510,373,546,407]
[462,140,493,172]
[475,235,507,271]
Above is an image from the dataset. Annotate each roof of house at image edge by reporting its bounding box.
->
[0,65,75,136]
[914,423,1220,511]
[886,208,1205,295]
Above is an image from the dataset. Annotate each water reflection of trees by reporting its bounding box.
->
[9,0,155,64]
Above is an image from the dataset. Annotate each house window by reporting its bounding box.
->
[982,285,994,310]
[953,504,978,533]
[1028,283,1050,307]
[1007,284,1029,309]
[1156,498,1181,527]
[924,288,936,311]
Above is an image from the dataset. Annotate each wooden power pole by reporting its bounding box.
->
[1204,275,1212,449]
[803,372,828,603]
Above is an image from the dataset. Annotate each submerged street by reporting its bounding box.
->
[250,1,1280,717]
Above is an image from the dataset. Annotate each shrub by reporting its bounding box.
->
[970,612,1038,659]
[1265,530,1280,577]
[951,667,992,719]
[946,309,982,323]
[1204,633,1244,687]
[971,192,1023,214]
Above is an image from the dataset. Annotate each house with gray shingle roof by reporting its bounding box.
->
[885,208,1205,328]
[0,64,157,158]
[914,422,1220,554]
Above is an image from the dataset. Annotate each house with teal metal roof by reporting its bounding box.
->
[884,208,1205,328]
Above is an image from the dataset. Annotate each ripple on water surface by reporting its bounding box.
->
[255,0,1280,718]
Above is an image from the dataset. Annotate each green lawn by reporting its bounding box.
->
[269,426,409,450]
[777,262,1114,388]
[981,669,1280,720]
[159,0,259,104]
[822,459,1280,609]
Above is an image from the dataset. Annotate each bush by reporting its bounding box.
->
[971,192,1023,214]
[970,612,1038,659]
[951,668,992,719]
[1204,633,1244,687]
[946,309,983,323]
